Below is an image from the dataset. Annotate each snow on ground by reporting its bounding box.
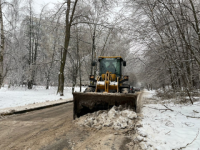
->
[0,85,86,113]
[143,90,156,99]
[1,86,200,149]
[140,90,200,150]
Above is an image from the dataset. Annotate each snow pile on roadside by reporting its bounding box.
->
[0,98,72,115]
[76,106,138,130]
[139,91,200,150]
[0,85,86,110]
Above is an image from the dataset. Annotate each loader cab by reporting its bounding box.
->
[98,56,125,78]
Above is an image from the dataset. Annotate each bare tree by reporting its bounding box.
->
[0,0,4,88]
[128,0,200,102]
[57,0,79,96]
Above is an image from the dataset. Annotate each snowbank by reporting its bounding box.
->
[0,86,86,111]
[139,90,200,150]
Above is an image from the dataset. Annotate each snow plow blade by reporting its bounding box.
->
[73,92,141,119]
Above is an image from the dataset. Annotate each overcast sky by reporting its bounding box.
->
[33,0,64,13]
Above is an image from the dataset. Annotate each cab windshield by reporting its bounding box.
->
[99,58,121,76]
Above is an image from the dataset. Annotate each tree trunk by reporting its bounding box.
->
[79,65,82,92]
[28,80,33,89]
[0,0,4,88]
[57,0,78,96]
[75,23,82,92]
[72,64,75,93]
[28,1,33,89]
[46,27,58,89]
[90,25,96,78]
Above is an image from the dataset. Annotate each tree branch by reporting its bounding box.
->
[179,129,199,149]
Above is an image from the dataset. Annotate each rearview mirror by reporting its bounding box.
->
[123,61,126,66]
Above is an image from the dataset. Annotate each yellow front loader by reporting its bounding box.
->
[73,56,141,119]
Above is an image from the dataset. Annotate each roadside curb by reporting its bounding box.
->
[0,100,73,116]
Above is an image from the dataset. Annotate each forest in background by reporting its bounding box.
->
[0,0,200,102]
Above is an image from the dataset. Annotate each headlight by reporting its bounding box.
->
[90,75,95,80]
[124,76,129,81]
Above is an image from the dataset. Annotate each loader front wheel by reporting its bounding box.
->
[84,87,95,93]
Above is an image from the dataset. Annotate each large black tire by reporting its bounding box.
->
[121,88,129,93]
[84,87,95,93]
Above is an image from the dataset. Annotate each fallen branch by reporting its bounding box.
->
[193,110,199,113]
[184,122,194,127]
[179,112,200,119]
[179,128,199,149]
[163,105,174,111]
[165,131,171,135]
[185,116,200,119]
[144,106,173,112]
